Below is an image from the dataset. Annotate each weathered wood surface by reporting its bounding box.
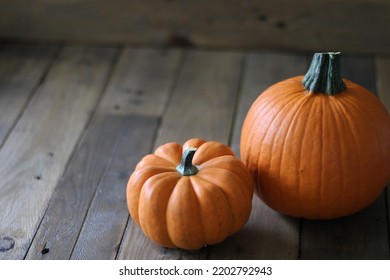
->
[0,43,389,260]
[0,46,117,259]
[25,48,182,260]
[375,57,390,252]
[0,44,58,146]
[117,50,243,260]
[0,1,389,54]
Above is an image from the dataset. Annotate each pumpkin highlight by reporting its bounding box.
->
[240,52,390,219]
[127,138,253,250]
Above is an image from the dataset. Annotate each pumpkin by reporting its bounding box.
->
[127,138,253,250]
[240,52,390,220]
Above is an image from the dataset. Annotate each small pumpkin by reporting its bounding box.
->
[127,138,253,250]
[241,52,390,219]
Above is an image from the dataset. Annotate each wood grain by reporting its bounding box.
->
[70,115,159,260]
[0,46,117,259]
[98,48,183,116]
[375,57,390,113]
[300,56,389,259]
[117,50,243,260]
[26,47,183,259]
[300,196,389,259]
[0,43,58,145]
[375,57,390,256]
[209,52,307,259]
[154,50,243,147]
[25,115,128,260]
[0,1,389,54]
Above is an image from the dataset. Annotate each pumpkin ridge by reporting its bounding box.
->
[198,165,253,199]
[252,90,305,196]
[154,142,182,165]
[192,141,234,165]
[243,87,302,168]
[138,172,180,247]
[196,168,252,233]
[294,95,318,216]
[319,96,326,218]
[189,176,233,244]
[334,95,372,214]
[242,87,297,162]
[197,156,253,192]
[137,154,177,169]
[186,177,207,246]
[342,89,389,135]
[275,94,313,213]
[327,97,349,217]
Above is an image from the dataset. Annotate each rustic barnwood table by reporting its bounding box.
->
[0,43,389,260]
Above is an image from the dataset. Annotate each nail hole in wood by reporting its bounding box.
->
[257,15,267,22]
[41,245,50,255]
[0,236,15,252]
[276,20,287,29]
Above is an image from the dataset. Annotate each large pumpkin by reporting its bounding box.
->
[127,138,253,250]
[240,52,390,219]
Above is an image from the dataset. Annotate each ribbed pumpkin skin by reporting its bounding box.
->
[127,138,253,250]
[241,76,390,219]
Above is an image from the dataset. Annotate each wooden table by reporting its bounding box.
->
[0,43,389,260]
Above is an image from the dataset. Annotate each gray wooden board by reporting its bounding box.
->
[98,48,183,117]
[154,50,243,147]
[117,50,243,260]
[0,1,389,54]
[70,115,159,260]
[300,56,389,259]
[25,114,128,259]
[300,196,389,259]
[0,43,58,145]
[0,46,117,259]
[26,47,182,259]
[375,57,390,115]
[375,57,390,245]
[209,52,308,259]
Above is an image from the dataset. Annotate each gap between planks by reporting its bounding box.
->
[25,47,184,260]
[1,44,388,260]
[0,45,119,260]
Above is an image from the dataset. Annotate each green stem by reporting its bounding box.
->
[302,52,346,95]
[176,148,198,176]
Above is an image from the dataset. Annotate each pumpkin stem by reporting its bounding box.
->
[302,52,346,95]
[176,148,198,176]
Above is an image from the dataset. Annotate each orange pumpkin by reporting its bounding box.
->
[241,52,390,219]
[127,138,253,250]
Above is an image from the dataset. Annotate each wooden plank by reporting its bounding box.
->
[0,43,58,146]
[70,115,159,260]
[0,1,389,54]
[0,46,117,260]
[117,50,243,260]
[25,115,128,260]
[300,197,388,259]
[98,48,183,116]
[375,57,390,256]
[340,56,376,93]
[300,56,389,259]
[209,52,307,259]
[154,50,243,146]
[26,48,182,259]
[375,57,390,113]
